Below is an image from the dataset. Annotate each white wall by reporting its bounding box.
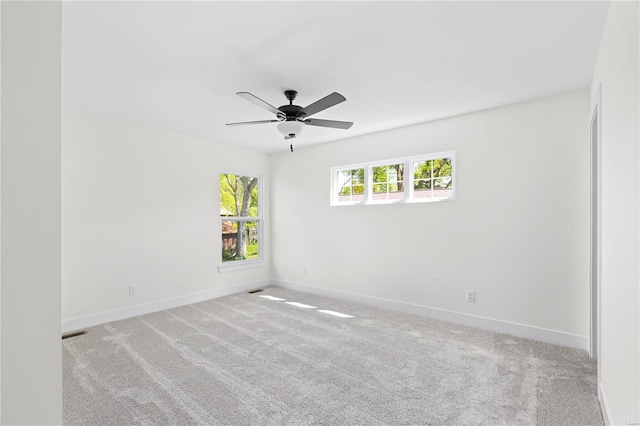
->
[591,2,640,424]
[62,109,270,324]
[1,2,62,424]
[272,90,590,341]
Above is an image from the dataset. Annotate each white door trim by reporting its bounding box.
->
[589,83,602,374]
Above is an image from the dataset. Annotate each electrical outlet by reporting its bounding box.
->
[466,290,475,303]
[129,284,137,295]
[302,267,307,277]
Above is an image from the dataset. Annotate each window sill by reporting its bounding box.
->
[406,196,456,204]
[331,201,366,207]
[218,259,266,273]
[332,197,455,206]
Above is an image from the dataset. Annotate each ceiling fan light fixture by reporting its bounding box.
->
[277,120,304,138]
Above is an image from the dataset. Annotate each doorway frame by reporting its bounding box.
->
[589,83,602,373]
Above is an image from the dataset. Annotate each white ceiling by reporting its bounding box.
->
[63,1,609,153]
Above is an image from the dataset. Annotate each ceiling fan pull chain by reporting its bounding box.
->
[290,144,294,153]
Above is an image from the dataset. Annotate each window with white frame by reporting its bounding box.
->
[220,173,262,263]
[336,167,365,203]
[372,163,404,201]
[331,151,455,205]
[411,157,453,200]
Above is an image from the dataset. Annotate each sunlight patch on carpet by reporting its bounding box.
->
[318,310,354,318]
[285,302,317,309]
[259,295,285,301]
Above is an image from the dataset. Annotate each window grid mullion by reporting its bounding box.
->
[366,165,372,202]
[405,159,411,201]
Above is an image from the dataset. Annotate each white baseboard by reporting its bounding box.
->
[62,280,270,333]
[598,383,612,426]
[272,279,588,351]
[64,278,589,351]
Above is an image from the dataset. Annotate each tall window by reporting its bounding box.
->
[331,151,455,205]
[220,173,261,263]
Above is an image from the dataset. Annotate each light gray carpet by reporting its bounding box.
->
[63,287,603,425]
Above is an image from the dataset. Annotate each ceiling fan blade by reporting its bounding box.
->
[236,92,284,117]
[303,92,346,117]
[226,119,281,127]
[303,118,353,129]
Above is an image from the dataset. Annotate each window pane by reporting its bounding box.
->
[220,174,259,217]
[414,178,432,191]
[222,220,259,262]
[372,166,387,183]
[433,158,452,177]
[373,183,387,193]
[434,176,452,188]
[387,167,398,182]
[413,160,432,180]
[351,169,364,184]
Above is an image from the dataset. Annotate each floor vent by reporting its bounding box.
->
[62,330,88,340]
[247,289,264,294]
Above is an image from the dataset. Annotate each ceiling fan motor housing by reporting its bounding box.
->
[278,104,306,121]
[279,90,306,123]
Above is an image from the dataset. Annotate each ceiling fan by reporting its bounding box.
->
[226,90,353,144]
